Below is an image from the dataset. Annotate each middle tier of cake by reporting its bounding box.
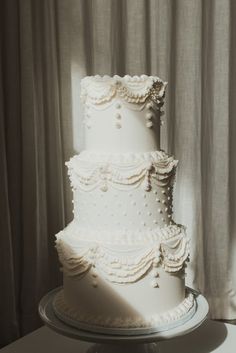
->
[66,150,178,232]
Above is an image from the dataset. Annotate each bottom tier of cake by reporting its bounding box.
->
[53,270,196,335]
[54,222,195,334]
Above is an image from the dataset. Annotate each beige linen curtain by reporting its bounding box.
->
[1,0,236,347]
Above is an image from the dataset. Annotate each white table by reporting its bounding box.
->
[1,320,235,353]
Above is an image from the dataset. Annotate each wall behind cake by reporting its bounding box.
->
[1,0,236,347]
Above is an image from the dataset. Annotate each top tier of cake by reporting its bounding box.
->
[81,75,167,152]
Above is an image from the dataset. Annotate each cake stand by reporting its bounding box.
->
[39,286,208,353]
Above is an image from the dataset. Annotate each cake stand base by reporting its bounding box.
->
[39,287,208,352]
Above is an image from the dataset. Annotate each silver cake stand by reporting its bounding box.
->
[39,286,208,353]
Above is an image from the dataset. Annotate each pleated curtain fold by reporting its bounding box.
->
[0,0,236,347]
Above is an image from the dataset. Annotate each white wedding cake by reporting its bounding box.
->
[53,75,196,335]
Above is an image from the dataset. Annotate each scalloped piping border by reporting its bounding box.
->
[66,151,178,192]
[55,223,190,283]
[80,75,167,105]
[56,221,185,246]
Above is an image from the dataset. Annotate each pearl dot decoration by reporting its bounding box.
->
[83,108,92,129]
[115,121,122,129]
[146,112,153,120]
[115,104,122,128]
[153,257,160,266]
[101,184,108,192]
[151,269,159,278]
[151,279,159,288]
[153,262,158,268]
[145,108,154,128]
[92,270,97,278]
[115,102,121,109]
[146,121,153,128]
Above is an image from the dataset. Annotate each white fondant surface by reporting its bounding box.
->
[55,75,191,332]
[61,270,194,328]
[39,287,209,342]
[74,187,172,230]
[63,269,185,320]
[83,98,161,152]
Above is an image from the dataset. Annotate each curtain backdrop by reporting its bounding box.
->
[1,0,236,347]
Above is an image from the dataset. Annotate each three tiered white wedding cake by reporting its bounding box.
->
[53,75,196,335]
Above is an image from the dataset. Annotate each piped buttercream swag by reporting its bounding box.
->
[81,75,167,106]
[66,151,178,192]
[56,223,189,283]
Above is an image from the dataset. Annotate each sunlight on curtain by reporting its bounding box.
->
[71,62,85,152]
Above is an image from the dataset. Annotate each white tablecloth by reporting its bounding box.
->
[1,320,235,353]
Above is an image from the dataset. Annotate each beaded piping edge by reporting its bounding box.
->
[81,75,167,105]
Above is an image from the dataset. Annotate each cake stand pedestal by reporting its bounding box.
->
[39,287,208,353]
